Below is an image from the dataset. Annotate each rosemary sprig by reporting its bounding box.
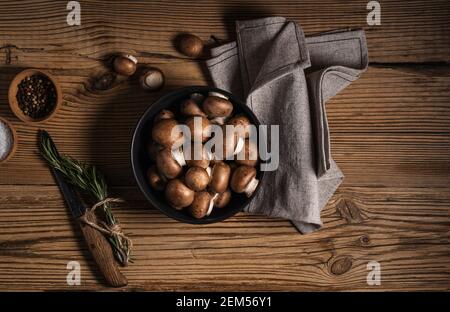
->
[38,130,131,266]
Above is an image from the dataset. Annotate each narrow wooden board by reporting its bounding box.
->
[0,185,448,291]
[0,0,449,63]
[1,66,449,187]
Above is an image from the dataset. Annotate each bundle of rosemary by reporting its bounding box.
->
[39,130,131,266]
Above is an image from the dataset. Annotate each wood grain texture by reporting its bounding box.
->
[0,0,449,291]
[0,186,448,291]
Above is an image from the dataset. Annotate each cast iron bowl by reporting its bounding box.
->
[131,86,265,224]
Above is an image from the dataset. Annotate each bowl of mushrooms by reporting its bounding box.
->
[131,86,264,224]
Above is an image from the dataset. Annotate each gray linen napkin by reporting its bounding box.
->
[206,17,368,233]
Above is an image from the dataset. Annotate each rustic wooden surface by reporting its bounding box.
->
[0,0,449,291]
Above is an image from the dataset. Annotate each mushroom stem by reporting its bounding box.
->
[234,136,245,155]
[171,147,186,167]
[206,194,217,216]
[244,177,259,197]
[206,166,212,177]
[208,91,228,100]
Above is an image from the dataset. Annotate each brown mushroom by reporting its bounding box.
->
[184,143,211,169]
[228,114,251,138]
[185,116,211,142]
[235,139,258,167]
[202,92,233,124]
[221,125,245,160]
[154,109,175,122]
[185,166,210,191]
[156,147,185,179]
[189,93,204,104]
[147,141,163,162]
[113,54,137,76]
[188,191,214,219]
[152,118,184,148]
[165,179,195,209]
[212,189,232,208]
[176,33,204,58]
[147,165,166,191]
[230,165,259,197]
[180,98,206,117]
[209,161,231,194]
[140,67,165,91]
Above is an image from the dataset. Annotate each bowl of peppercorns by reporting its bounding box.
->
[8,69,62,124]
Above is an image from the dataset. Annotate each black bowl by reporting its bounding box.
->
[131,86,265,224]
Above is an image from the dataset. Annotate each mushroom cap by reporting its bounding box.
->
[185,144,211,168]
[188,191,212,219]
[152,118,184,148]
[202,96,233,118]
[230,165,257,193]
[147,141,162,162]
[180,99,206,117]
[165,179,195,209]
[113,55,137,76]
[185,116,211,142]
[209,161,231,194]
[185,166,210,191]
[213,189,232,208]
[177,33,204,58]
[235,139,258,167]
[156,147,183,179]
[147,165,166,191]
[154,109,174,122]
[228,114,251,138]
[221,125,241,160]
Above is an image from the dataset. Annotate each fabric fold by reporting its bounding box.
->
[206,18,368,233]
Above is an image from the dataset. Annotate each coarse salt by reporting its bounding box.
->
[0,119,14,161]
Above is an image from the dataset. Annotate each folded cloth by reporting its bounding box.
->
[206,17,368,233]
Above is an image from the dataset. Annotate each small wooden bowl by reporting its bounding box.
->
[0,116,18,164]
[8,69,62,124]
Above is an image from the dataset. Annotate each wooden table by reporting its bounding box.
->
[0,0,449,291]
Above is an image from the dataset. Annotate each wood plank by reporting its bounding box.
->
[0,0,449,64]
[0,185,448,291]
[1,66,449,186]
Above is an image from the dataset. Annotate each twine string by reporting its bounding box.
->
[80,198,133,263]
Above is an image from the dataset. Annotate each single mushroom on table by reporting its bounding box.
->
[212,189,232,208]
[113,54,137,76]
[156,147,186,179]
[165,179,195,209]
[209,161,231,194]
[235,139,258,167]
[185,166,210,191]
[185,116,212,142]
[152,118,184,148]
[147,165,167,191]
[230,165,259,197]
[188,191,215,219]
[202,92,233,125]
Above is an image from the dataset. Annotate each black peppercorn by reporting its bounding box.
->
[16,75,56,119]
